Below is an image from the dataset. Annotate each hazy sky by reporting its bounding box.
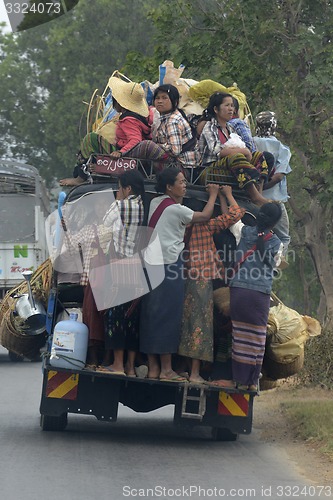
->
[0,0,11,31]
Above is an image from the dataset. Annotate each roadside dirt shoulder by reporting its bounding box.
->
[253,384,333,485]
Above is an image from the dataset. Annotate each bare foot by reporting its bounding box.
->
[147,369,160,380]
[59,177,86,187]
[147,356,160,379]
[124,363,136,377]
[209,379,235,388]
[246,183,268,206]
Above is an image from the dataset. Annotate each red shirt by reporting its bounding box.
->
[185,205,245,280]
[116,110,153,153]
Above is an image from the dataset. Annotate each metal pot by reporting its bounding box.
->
[15,271,46,335]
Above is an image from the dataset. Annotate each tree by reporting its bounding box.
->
[0,0,156,182]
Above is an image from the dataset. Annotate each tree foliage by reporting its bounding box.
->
[0,0,155,181]
[135,0,333,325]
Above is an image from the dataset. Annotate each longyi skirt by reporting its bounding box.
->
[140,258,184,355]
[178,278,214,362]
[230,286,270,386]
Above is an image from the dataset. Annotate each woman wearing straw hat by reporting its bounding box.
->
[60,76,169,187]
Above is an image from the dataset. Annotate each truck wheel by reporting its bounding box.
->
[40,413,68,431]
[8,351,24,362]
[212,427,238,441]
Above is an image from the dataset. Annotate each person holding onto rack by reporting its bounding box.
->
[229,202,283,390]
[140,168,220,382]
[178,185,245,384]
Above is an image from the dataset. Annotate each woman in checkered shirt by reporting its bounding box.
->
[152,84,200,172]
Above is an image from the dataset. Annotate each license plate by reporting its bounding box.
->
[94,156,137,175]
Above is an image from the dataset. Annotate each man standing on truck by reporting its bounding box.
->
[254,111,292,256]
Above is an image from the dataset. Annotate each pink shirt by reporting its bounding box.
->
[116,110,153,153]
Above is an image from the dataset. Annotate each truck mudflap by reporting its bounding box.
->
[40,366,122,422]
[40,365,255,436]
[173,385,254,436]
[218,391,251,417]
[45,370,79,400]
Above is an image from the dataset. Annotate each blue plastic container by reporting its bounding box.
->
[50,313,89,369]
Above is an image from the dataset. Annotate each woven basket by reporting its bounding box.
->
[259,376,279,391]
[213,287,230,317]
[0,259,52,322]
[0,308,46,360]
[0,259,51,359]
[263,349,305,380]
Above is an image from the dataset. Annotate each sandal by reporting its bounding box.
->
[209,380,236,388]
[236,383,258,392]
[96,366,126,376]
[159,374,187,383]
[236,384,249,391]
[84,363,97,371]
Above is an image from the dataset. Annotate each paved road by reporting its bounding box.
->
[0,346,321,500]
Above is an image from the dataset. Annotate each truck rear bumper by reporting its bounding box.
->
[39,365,255,435]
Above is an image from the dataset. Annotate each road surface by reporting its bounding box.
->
[0,346,327,500]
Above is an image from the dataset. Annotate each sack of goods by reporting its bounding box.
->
[264,302,321,380]
[213,286,230,317]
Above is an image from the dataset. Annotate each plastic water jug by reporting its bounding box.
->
[50,313,89,369]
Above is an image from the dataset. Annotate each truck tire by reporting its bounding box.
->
[211,427,238,441]
[40,413,68,431]
[8,351,24,362]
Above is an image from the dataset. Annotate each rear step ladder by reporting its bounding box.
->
[181,384,206,420]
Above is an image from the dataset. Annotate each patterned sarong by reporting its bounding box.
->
[201,151,268,190]
[179,279,214,362]
[123,140,168,161]
[230,286,270,386]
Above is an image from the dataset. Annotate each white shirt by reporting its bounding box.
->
[254,135,292,202]
[144,195,194,265]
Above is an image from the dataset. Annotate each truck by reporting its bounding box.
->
[39,157,256,441]
[0,160,50,297]
[0,159,50,359]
